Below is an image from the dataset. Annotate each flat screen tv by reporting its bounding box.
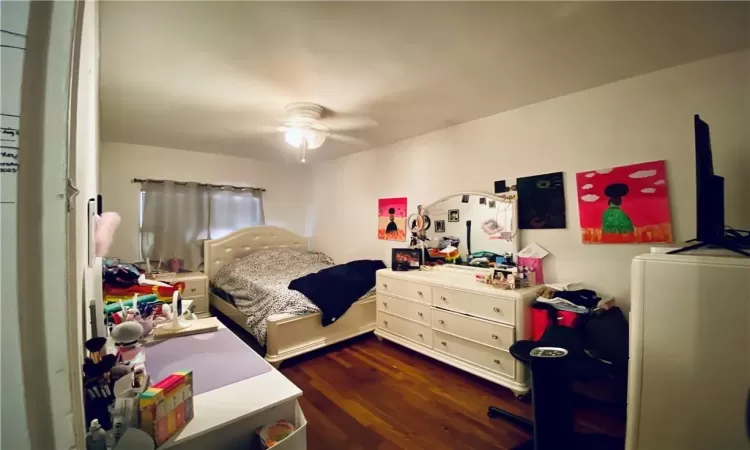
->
[694,114,724,243]
[670,115,748,256]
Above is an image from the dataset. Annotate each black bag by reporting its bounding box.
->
[582,307,629,367]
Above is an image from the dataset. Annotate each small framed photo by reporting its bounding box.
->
[392,248,422,271]
[488,200,496,208]
[435,220,446,233]
[479,197,486,205]
[448,209,459,222]
[461,195,470,203]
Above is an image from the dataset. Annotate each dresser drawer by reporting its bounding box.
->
[377,275,431,304]
[432,287,515,325]
[432,308,514,351]
[181,278,206,298]
[433,331,515,378]
[378,311,432,347]
[377,294,431,325]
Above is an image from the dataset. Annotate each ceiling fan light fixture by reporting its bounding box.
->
[284,127,326,150]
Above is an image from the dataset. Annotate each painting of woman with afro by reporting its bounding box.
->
[378,197,407,241]
[576,160,672,244]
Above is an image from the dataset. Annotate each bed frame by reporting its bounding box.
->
[203,226,376,367]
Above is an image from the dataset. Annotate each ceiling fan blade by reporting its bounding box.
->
[245,124,286,135]
[320,115,378,131]
[328,133,369,146]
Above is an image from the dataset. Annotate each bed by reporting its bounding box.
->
[204,226,376,367]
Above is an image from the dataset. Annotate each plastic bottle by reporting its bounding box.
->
[86,419,108,450]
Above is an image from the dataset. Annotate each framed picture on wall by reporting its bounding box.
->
[576,160,672,243]
[378,197,407,241]
[448,209,459,222]
[518,171,566,229]
[435,220,446,233]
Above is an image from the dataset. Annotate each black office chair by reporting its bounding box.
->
[488,326,625,450]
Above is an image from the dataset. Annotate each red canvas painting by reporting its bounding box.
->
[378,197,407,241]
[576,160,672,244]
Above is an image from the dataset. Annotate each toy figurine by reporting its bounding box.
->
[111,321,144,364]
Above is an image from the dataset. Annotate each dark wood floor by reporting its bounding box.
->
[279,334,625,450]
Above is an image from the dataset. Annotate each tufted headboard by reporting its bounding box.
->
[203,226,310,281]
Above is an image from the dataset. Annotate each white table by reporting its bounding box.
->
[108,315,307,450]
[151,318,307,450]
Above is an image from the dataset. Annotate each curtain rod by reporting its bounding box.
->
[132,178,265,192]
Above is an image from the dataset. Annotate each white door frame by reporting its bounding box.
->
[16,1,85,449]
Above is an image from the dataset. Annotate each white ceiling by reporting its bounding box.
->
[100,1,749,163]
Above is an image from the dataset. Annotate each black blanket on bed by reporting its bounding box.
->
[288,259,385,326]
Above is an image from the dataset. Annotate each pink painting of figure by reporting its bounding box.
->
[378,197,407,241]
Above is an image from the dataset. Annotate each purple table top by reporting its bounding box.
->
[144,328,272,395]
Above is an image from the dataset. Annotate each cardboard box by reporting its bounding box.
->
[139,370,194,446]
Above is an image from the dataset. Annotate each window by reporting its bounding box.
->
[139,181,264,270]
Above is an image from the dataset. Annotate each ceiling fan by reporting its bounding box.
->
[252,102,375,163]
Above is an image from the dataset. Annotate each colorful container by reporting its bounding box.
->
[139,370,194,446]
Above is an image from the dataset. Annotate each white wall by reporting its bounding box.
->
[100,142,312,262]
[309,50,750,309]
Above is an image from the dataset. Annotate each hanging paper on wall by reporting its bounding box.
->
[518,172,566,229]
[576,160,672,244]
[378,197,407,241]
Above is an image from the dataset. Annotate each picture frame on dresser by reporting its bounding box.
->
[392,248,422,271]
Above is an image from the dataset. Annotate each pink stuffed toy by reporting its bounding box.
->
[95,212,121,257]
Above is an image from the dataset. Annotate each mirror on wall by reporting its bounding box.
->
[409,191,519,267]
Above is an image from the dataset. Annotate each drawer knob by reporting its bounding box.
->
[190,288,196,292]
[492,334,499,340]
[493,307,501,313]
[441,341,447,346]
[417,290,423,296]
[440,296,447,301]
[418,333,423,338]
[382,283,388,289]
[494,359,501,364]
[418,312,423,317]
[383,302,388,307]
[438,320,445,325]
[383,320,388,326]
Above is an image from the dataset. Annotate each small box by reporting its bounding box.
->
[140,370,194,446]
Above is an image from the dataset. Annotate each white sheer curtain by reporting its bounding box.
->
[208,187,265,239]
[140,182,264,270]
[140,181,208,271]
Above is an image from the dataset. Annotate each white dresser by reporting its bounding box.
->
[375,267,537,396]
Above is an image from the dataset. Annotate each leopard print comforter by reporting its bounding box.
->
[211,248,335,346]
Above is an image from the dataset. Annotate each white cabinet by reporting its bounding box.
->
[374,267,536,395]
[626,252,750,450]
